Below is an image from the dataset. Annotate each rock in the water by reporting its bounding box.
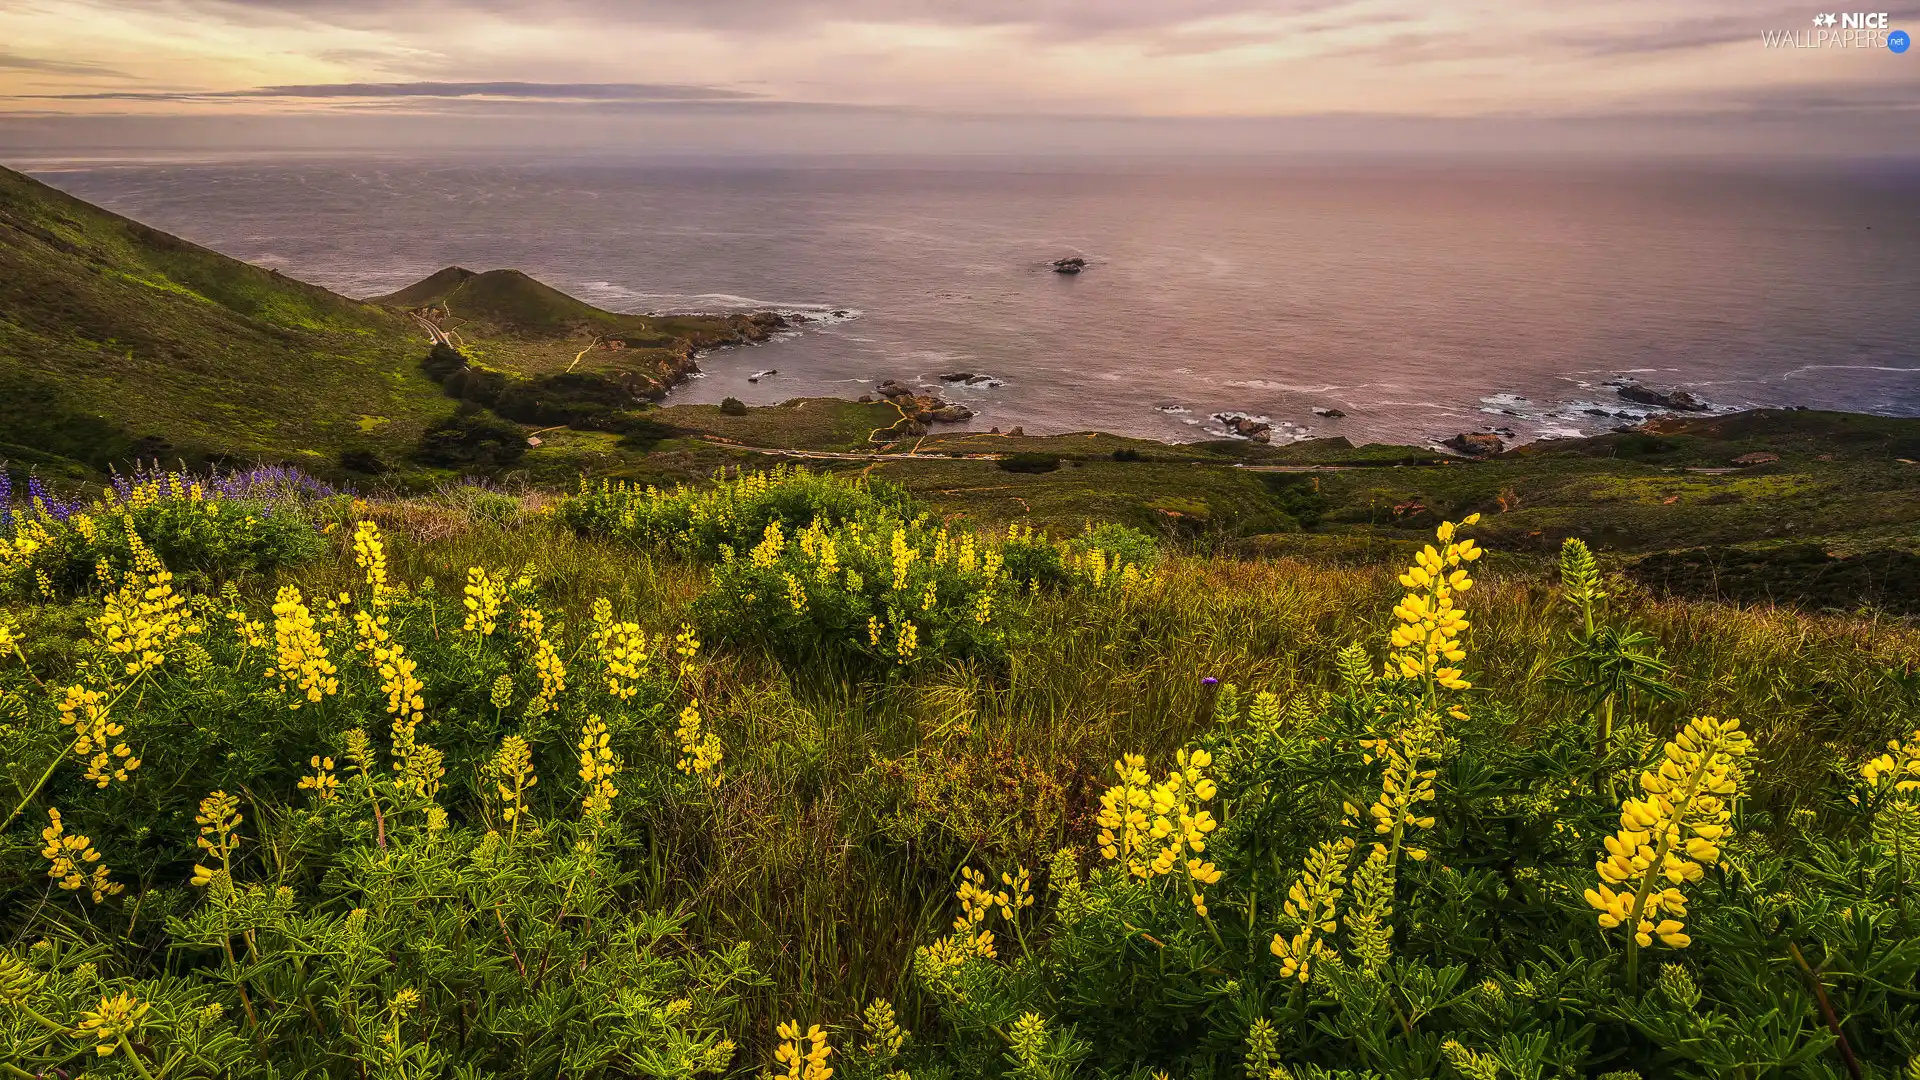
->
[930,404,975,422]
[1616,382,1708,411]
[1312,407,1346,418]
[1007,426,1025,437]
[1732,452,1780,466]
[857,394,875,403]
[938,372,975,383]
[1051,257,1087,274]
[875,380,916,399]
[831,309,851,317]
[1444,433,1505,457]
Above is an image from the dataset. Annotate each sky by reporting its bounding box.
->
[0,0,1915,157]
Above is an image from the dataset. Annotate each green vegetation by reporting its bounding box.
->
[4,468,1919,1078]
[5,168,1920,1077]
[0,168,778,482]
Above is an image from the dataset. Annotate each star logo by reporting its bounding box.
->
[1812,12,1837,25]
[1823,13,1838,25]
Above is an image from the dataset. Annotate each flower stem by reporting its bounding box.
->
[118,1034,160,1080]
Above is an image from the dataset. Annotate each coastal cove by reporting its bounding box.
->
[23,157,1920,448]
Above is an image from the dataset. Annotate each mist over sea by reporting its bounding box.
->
[26,157,1920,446]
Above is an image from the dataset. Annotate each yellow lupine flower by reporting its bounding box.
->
[1270,837,1355,982]
[463,567,503,636]
[352,519,390,604]
[57,684,139,788]
[93,531,199,678]
[773,1019,834,1080]
[492,735,538,835]
[1096,753,1155,875]
[1584,716,1752,964]
[577,714,621,819]
[520,607,567,712]
[190,790,242,888]
[40,808,123,903]
[267,586,338,706]
[298,755,339,802]
[1388,516,1481,693]
[674,700,724,788]
[75,989,148,1057]
[1862,729,1920,794]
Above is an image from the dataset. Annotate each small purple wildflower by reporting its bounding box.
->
[1202,676,1219,686]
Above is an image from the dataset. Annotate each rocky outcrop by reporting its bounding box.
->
[1212,413,1273,443]
[1616,382,1709,411]
[1312,407,1346,418]
[1732,452,1780,466]
[1051,257,1086,274]
[873,380,975,427]
[1444,433,1505,457]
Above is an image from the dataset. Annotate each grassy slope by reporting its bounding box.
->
[283,510,1920,1009]
[0,166,447,472]
[374,264,784,386]
[0,170,791,481]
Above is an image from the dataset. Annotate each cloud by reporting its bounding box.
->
[139,0,1357,40]
[25,80,762,103]
[0,50,123,76]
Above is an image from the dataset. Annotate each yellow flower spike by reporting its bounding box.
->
[519,607,567,713]
[75,988,149,1057]
[462,568,503,636]
[577,714,621,820]
[57,684,139,789]
[298,755,339,802]
[351,520,390,605]
[674,700,724,788]
[39,809,123,903]
[191,791,243,888]
[491,735,538,836]
[1585,716,1752,982]
[773,1019,835,1080]
[267,586,338,707]
[1270,837,1355,982]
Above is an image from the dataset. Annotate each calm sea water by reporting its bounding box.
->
[23,157,1920,445]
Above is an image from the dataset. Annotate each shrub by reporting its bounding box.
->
[999,452,1061,474]
[1111,447,1144,462]
[694,515,1021,672]
[415,405,528,468]
[421,341,468,381]
[0,467,327,596]
[720,396,750,417]
[557,466,914,557]
[0,525,761,1075]
[1000,522,1159,591]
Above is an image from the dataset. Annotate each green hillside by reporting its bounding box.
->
[0,165,446,474]
[0,168,786,478]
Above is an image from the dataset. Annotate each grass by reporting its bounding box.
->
[5,479,1917,1076]
[0,168,778,481]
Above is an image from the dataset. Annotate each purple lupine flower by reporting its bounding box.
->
[1202,676,1220,686]
[0,471,12,535]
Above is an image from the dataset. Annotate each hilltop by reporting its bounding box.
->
[0,167,782,478]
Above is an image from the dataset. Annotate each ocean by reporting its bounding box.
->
[22,156,1920,446]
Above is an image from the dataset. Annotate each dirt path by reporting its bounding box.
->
[698,438,1362,471]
